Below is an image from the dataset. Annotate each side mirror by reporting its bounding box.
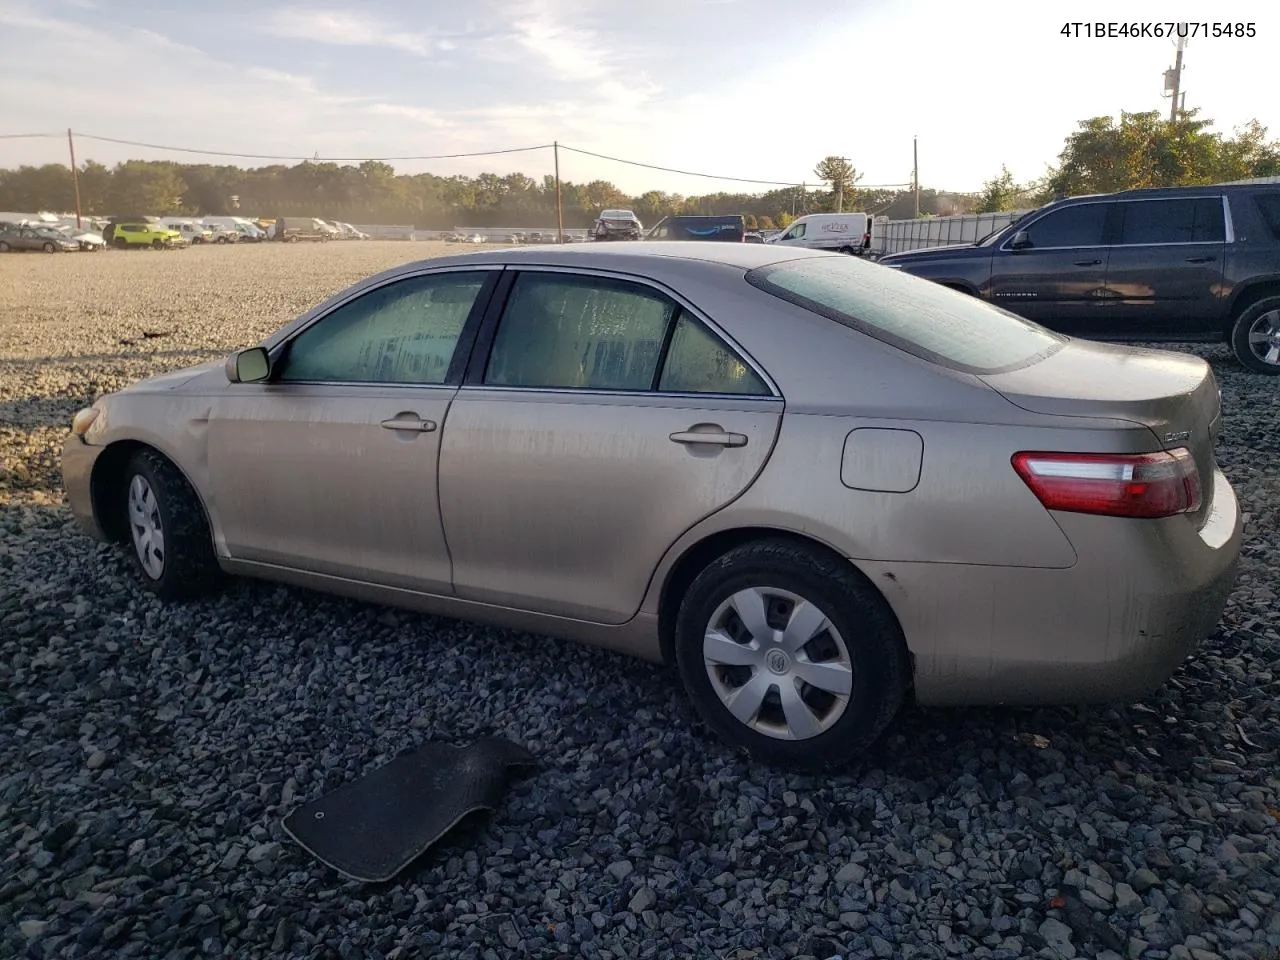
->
[1009,230,1032,250]
[226,346,270,383]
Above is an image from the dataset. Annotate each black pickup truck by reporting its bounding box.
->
[878,184,1280,374]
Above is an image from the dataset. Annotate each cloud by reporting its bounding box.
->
[264,8,435,57]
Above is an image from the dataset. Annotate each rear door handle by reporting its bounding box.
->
[1185,256,1216,263]
[1073,259,1102,266]
[670,429,748,448]
[380,417,437,433]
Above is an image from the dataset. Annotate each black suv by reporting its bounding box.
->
[878,184,1280,375]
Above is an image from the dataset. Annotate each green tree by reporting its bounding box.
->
[105,161,187,214]
[977,165,1021,212]
[813,156,860,211]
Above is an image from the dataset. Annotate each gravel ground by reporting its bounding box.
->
[2,243,1278,960]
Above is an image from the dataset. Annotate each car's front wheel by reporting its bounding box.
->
[1231,296,1280,375]
[0,241,10,253]
[122,449,222,600]
[673,538,910,769]
[43,241,57,253]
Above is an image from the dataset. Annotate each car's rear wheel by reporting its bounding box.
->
[0,241,10,253]
[114,237,129,250]
[673,538,910,769]
[1230,296,1280,375]
[122,449,222,600]
[216,235,228,244]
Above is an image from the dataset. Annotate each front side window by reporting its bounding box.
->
[748,255,1064,375]
[484,274,675,390]
[1114,197,1225,245]
[1019,203,1110,248]
[783,223,807,240]
[279,272,487,384]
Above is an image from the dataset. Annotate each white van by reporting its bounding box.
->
[767,213,872,254]
[202,216,265,241]
[159,218,214,244]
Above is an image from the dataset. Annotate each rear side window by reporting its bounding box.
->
[1252,193,1280,240]
[1019,203,1109,248]
[1115,198,1224,245]
[747,256,1064,375]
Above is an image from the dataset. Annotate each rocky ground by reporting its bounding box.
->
[1,243,1278,960]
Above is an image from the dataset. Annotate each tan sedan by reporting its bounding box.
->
[62,243,1242,768]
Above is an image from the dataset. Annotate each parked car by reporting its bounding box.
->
[273,217,333,242]
[646,215,747,242]
[334,222,370,240]
[50,223,105,251]
[877,184,1280,375]
[62,244,1241,768]
[102,216,161,244]
[110,222,186,249]
[0,224,80,253]
[160,219,215,245]
[202,216,265,241]
[592,209,643,241]
[767,213,873,254]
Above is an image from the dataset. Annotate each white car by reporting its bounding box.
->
[53,223,106,250]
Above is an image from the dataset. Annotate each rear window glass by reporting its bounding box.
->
[1253,193,1280,241]
[746,256,1065,374]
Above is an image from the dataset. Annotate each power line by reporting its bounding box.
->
[560,144,912,191]
[68,133,550,161]
[5,129,918,194]
[558,144,805,187]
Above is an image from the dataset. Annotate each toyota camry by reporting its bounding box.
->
[62,243,1242,768]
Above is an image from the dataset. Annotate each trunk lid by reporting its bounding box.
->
[979,339,1221,521]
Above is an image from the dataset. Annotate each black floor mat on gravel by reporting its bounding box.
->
[282,737,537,882]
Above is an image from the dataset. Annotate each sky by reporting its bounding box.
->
[0,0,1275,197]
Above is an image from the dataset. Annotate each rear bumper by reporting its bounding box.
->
[861,467,1243,706]
[62,435,107,541]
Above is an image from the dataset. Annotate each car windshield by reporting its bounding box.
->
[746,255,1065,374]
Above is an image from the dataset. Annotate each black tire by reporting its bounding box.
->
[0,241,10,253]
[216,235,228,244]
[673,538,910,770]
[1229,295,1280,376]
[43,241,57,253]
[114,237,129,250]
[121,449,222,600]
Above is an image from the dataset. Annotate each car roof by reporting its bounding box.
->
[412,241,832,272]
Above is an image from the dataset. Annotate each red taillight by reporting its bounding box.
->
[1011,448,1202,519]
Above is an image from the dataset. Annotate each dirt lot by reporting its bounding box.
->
[1,242,1278,959]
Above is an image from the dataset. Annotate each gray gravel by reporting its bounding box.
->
[2,245,1279,960]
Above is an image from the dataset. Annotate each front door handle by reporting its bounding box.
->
[380,416,437,433]
[1185,256,1216,263]
[670,428,748,448]
[1073,259,1102,266]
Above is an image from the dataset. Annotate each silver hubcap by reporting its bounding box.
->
[1247,309,1280,366]
[128,475,165,579]
[702,587,854,741]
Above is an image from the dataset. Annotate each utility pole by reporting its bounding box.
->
[553,141,564,244]
[67,128,83,229]
[1166,31,1187,123]
[912,135,920,218]
[833,156,850,212]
